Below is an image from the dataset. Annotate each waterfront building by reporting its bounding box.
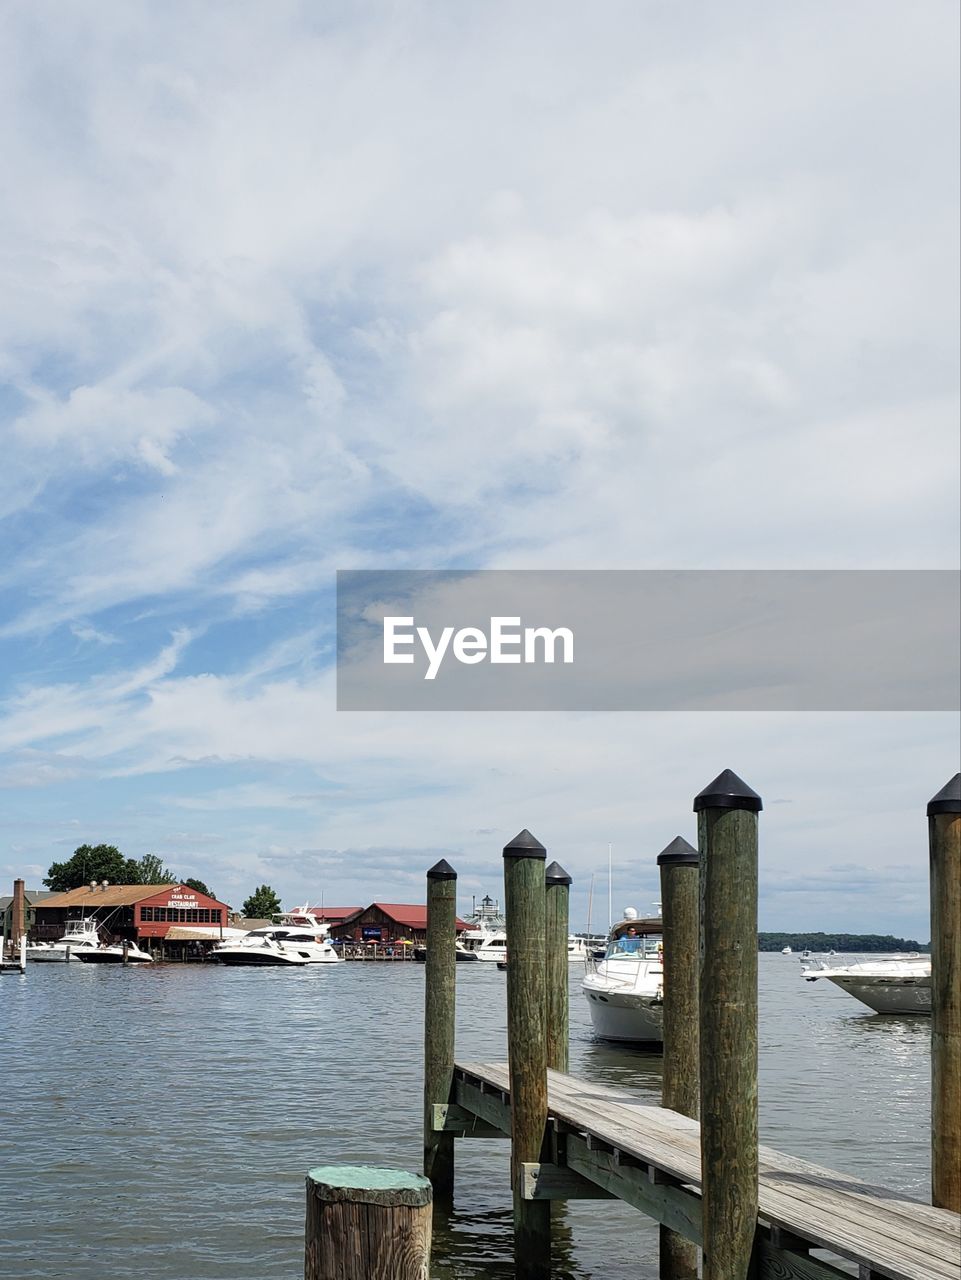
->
[35,882,233,951]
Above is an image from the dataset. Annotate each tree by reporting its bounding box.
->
[44,844,131,892]
[128,853,178,885]
[184,877,213,897]
[242,885,282,918]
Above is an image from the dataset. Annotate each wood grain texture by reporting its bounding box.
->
[305,1170,431,1280]
[504,849,551,1279]
[424,873,457,1203]
[930,811,961,1212]
[660,854,700,1279]
[453,1062,961,1280]
[544,876,570,1073]
[698,806,759,1280]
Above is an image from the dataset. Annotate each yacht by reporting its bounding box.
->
[581,907,664,1043]
[781,945,793,955]
[75,940,154,964]
[210,932,312,966]
[801,953,931,1014]
[25,917,102,962]
[210,908,340,966]
[412,939,479,962]
[459,893,508,963]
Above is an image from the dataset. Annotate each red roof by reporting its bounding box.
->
[306,907,361,921]
[344,903,470,930]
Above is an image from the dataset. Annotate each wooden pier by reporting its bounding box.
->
[441,1060,960,1280]
[416,771,961,1280]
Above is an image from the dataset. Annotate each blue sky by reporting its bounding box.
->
[1,1,958,940]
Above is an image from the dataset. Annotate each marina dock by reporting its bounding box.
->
[445,1060,960,1280]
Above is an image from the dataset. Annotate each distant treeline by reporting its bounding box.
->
[759,932,928,953]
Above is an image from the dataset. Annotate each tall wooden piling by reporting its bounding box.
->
[423,858,458,1207]
[657,835,700,1280]
[928,773,961,1212]
[504,829,551,1280]
[305,1166,431,1280]
[545,860,572,1074]
[10,878,25,951]
[695,769,762,1280]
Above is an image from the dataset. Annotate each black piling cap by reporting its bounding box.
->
[545,860,572,886]
[927,773,961,817]
[503,829,547,860]
[693,769,763,813]
[426,858,457,881]
[656,835,699,867]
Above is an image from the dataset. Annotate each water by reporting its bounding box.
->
[0,955,932,1279]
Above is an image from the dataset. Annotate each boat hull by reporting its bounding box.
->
[74,950,153,964]
[583,986,664,1042]
[822,975,931,1015]
[211,951,308,967]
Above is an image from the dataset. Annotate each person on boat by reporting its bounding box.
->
[616,927,641,954]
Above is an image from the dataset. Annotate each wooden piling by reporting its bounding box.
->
[305,1166,431,1280]
[928,772,961,1212]
[657,835,700,1280]
[423,858,458,1206]
[122,940,130,967]
[545,861,572,1074]
[504,829,551,1280]
[10,878,25,952]
[695,769,762,1280]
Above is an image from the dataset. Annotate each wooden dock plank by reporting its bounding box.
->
[454,1061,960,1280]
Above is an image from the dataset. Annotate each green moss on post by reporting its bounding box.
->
[305,1166,431,1280]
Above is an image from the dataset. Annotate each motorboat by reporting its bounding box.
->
[25,917,102,962]
[74,941,154,964]
[801,953,931,1014]
[581,907,664,1043]
[412,940,479,962]
[781,945,793,955]
[568,933,607,961]
[459,893,508,963]
[211,907,342,965]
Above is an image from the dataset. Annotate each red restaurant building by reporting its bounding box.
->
[35,882,232,944]
[338,903,470,946]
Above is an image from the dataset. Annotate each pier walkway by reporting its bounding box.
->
[448,1061,961,1280]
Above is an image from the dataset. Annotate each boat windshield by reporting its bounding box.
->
[605,934,661,959]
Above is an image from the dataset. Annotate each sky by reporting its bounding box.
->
[1,0,958,942]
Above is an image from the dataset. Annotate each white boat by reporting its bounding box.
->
[568,933,607,961]
[459,894,508,963]
[210,932,311,966]
[74,941,154,964]
[781,945,793,954]
[25,917,102,962]
[581,907,665,1043]
[412,940,479,962]
[211,906,341,966]
[801,953,931,1014]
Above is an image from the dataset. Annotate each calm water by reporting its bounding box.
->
[0,955,931,1279]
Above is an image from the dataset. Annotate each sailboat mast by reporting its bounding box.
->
[608,842,613,928]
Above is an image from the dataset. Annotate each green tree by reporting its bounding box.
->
[184,877,213,897]
[44,844,131,891]
[242,885,282,918]
[128,853,178,885]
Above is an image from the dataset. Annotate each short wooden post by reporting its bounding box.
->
[657,835,700,1280]
[504,829,551,1280]
[19,934,27,972]
[305,1166,431,1280]
[545,860,572,1074]
[695,769,762,1280]
[423,858,457,1207]
[928,773,961,1212]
